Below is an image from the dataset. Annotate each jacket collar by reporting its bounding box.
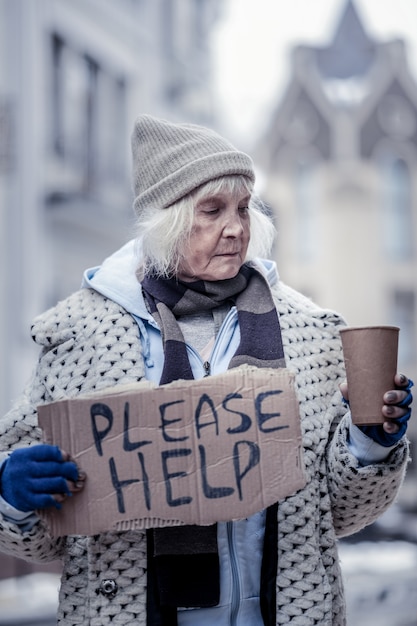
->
[82,239,280,320]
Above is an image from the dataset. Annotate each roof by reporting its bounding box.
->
[316,0,376,79]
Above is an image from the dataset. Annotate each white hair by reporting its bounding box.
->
[134,175,276,279]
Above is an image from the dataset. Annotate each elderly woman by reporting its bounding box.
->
[0,115,413,626]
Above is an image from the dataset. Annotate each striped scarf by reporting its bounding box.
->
[141,264,285,625]
[142,264,285,383]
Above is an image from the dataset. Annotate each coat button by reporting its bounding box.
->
[97,578,118,598]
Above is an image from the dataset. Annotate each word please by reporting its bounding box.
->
[89,389,289,514]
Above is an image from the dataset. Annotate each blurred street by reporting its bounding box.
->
[340,540,417,626]
[0,572,58,626]
[340,505,417,626]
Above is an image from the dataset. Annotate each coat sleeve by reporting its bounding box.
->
[0,373,67,563]
[326,408,409,537]
[273,280,410,539]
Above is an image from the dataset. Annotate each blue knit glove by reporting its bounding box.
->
[0,445,79,511]
[359,378,413,446]
[343,378,414,447]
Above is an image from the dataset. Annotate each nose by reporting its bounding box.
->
[223,211,244,237]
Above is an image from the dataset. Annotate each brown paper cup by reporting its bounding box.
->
[340,326,399,425]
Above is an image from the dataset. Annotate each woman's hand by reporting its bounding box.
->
[0,444,86,512]
[340,373,413,446]
[381,373,414,434]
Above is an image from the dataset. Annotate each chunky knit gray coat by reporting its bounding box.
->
[0,281,409,625]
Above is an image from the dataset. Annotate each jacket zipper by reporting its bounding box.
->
[205,308,236,375]
[227,521,241,626]
[200,313,242,626]
[186,306,237,379]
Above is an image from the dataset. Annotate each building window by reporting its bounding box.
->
[391,289,416,366]
[51,34,94,169]
[295,159,318,262]
[380,156,414,261]
[50,33,126,196]
[161,0,174,59]
[192,0,206,48]
[0,99,14,174]
[95,75,126,182]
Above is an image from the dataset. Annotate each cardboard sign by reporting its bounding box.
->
[37,366,306,537]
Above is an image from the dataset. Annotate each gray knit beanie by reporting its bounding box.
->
[131,114,255,216]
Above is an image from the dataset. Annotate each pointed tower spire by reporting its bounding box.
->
[317,0,376,78]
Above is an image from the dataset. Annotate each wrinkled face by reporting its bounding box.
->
[177,189,251,282]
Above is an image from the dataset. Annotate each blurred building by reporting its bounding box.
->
[256,0,417,505]
[0,0,222,417]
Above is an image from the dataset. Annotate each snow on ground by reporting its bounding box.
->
[0,572,60,625]
[339,540,417,626]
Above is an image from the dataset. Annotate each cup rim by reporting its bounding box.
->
[339,325,399,333]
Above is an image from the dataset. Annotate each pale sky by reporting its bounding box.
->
[211,0,417,146]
